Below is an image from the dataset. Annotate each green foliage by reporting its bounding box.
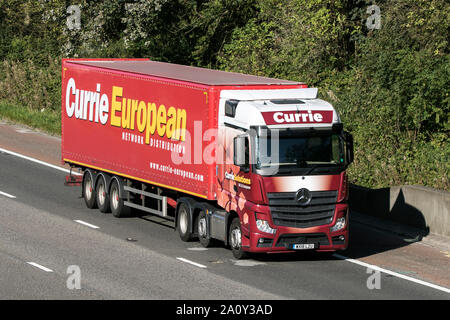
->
[0,0,448,190]
[332,0,449,190]
[219,0,359,83]
[0,58,61,113]
[118,0,257,66]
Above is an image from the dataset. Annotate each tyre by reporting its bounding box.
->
[109,179,130,218]
[197,210,212,248]
[229,217,248,259]
[177,202,193,242]
[96,176,110,213]
[83,171,97,209]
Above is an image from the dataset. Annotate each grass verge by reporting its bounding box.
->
[0,102,60,135]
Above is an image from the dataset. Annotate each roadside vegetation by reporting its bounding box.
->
[0,0,448,190]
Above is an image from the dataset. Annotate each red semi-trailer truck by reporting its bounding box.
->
[62,58,354,258]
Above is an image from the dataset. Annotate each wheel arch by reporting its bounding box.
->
[226,210,239,246]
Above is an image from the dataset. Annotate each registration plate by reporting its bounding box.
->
[292,243,316,250]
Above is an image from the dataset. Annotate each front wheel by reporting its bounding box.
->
[229,217,248,259]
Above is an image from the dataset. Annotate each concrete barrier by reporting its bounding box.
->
[349,184,450,237]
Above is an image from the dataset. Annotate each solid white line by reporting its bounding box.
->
[333,253,450,294]
[0,190,16,199]
[74,220,100,229]
[26,262,53,273]
[0,147,81,175]
[176,257,207,269]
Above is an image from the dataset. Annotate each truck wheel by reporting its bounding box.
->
[177,203,193,242]
[197,210,212,248]
[83,171,97,209]
[110,179,130,218]
[229,217,248,259]
[96,177,110,213]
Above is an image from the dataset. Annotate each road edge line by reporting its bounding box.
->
[333,253,450,294]
[0,147,81,175]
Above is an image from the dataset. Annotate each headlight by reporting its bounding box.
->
[256,219,276,234]
[330,216,346,232]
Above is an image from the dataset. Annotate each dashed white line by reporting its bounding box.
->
[333,253,450,294]
[0,190,16,199]
[176,257,207,269]
[74,220,100,229]
[26,262,53,273]
[15,128,34,134]
[187,247,208,251]
[0,147,81,175]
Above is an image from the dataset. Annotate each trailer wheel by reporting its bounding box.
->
[96,177,110,213]
[110,179,130,218]
[177,202,193,242]
[83,171,97,209]
[197,210,212,248]
[229,217,248,259]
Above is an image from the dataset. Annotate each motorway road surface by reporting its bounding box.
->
[0,121,449,299]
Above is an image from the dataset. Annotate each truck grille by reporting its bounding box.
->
[268,190,337,228]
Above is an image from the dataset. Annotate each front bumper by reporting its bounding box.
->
[244,203,349,253]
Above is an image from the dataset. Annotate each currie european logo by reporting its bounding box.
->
[65,78,187,143]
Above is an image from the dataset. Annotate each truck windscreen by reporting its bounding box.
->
[255,129,345,176]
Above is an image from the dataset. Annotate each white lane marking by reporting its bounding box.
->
[16,128,34,134]
[231,259,266,267]
[74,220,100,229]
[0,190,16,199]
[176,257,207,269]
[333,253,450,294]
[0,147,81,175]
[187,247,208,251]
[26,262,53,273]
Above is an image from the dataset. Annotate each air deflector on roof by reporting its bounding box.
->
[270,99,305,105]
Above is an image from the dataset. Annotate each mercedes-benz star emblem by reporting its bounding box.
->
[295,188,312,206]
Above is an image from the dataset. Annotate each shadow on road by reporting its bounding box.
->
[346,184,430,259]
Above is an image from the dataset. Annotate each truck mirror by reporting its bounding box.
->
[332,123,343,133]
[234,136,249,171]
[344,131,354,164]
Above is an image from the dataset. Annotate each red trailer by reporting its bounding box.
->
[62,59,353,258]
